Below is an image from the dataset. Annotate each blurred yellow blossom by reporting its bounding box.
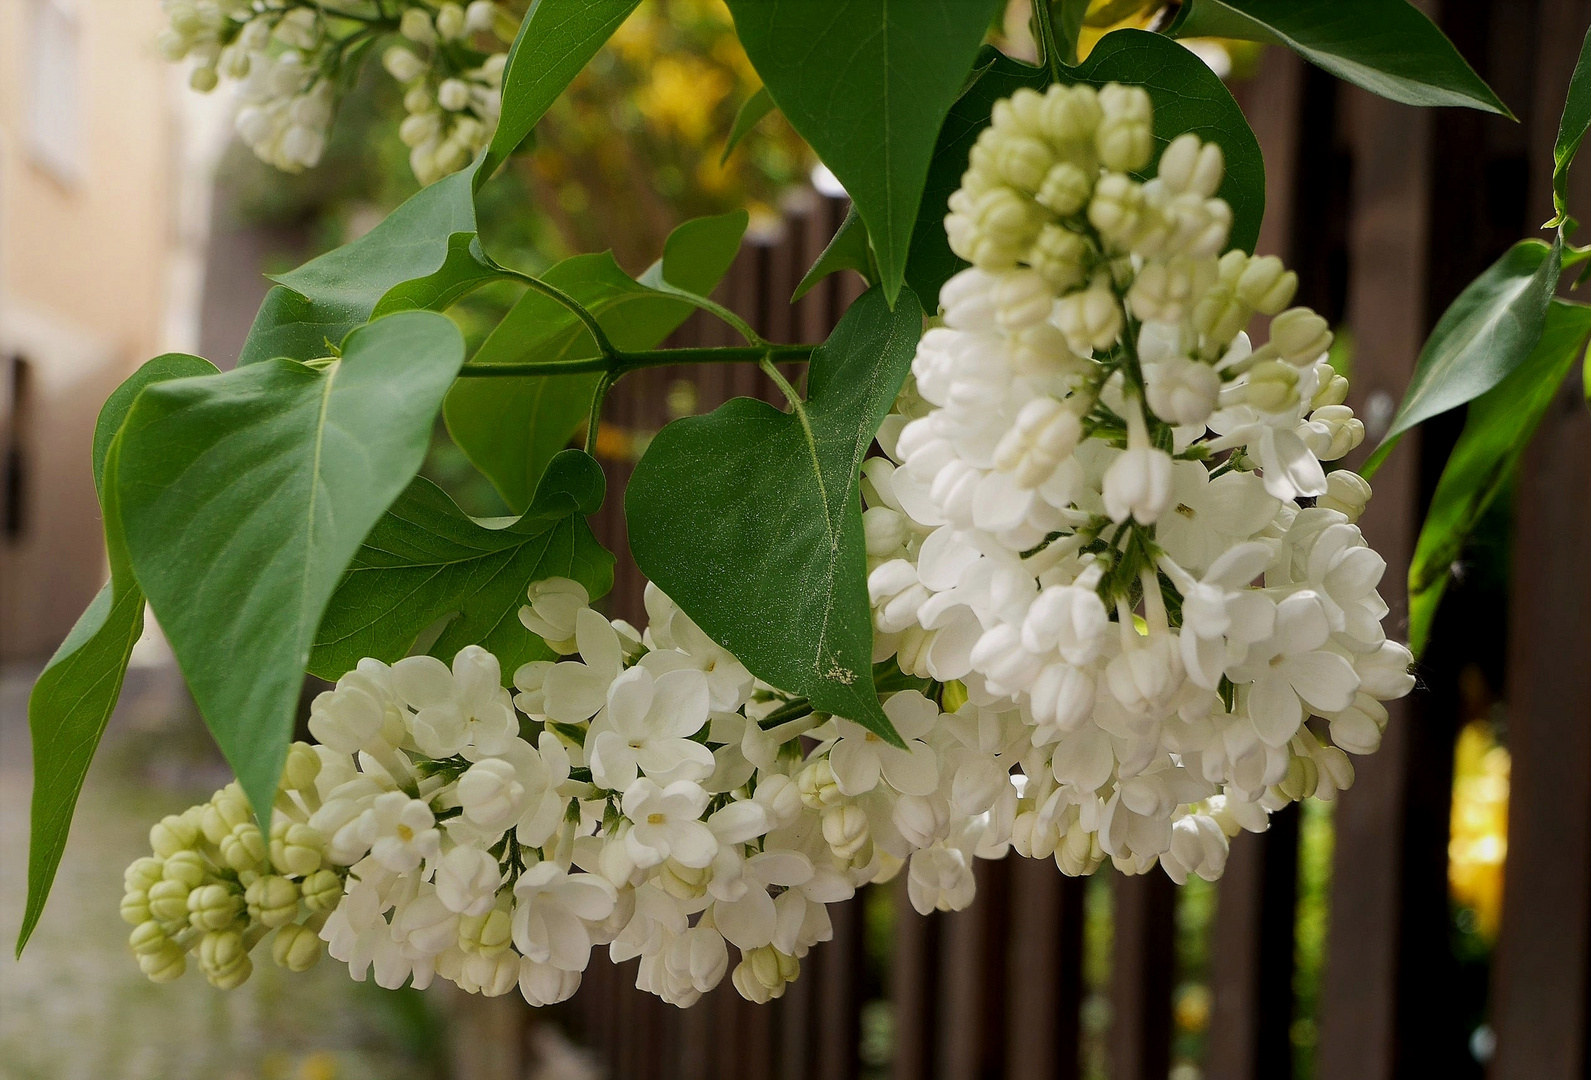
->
[1448,719,1510,941]
[639,57,734,142]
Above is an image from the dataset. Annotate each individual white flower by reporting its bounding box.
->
[434,845,501,916]
[366,791,441,874]
[589,666,714,790]
[906,842,977,914]
[1227,591,1360,746]
[1165,542,1277,689]
[710,851,813,951]
[520,958,582,1006]
[541,608,625,724]
[392,646,518,759]
[620,779,718,870]
[307,658,408,755]
[511,862,617,971]
[1153,462,1279,574]
[826,691,940,797]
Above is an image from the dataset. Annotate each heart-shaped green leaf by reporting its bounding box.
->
[239,160,500,366]
[626,286,921,743]
[793,205,876,303]
[20,353,217,955]
[311,449,614,681]
[485,0,641,177]
[725,0,1002,306]
[721,85,775,166]
[117,312,465,821]
[1173,0,1510,116]
[1364,237,1562,476]
[1406,299,1591,656]
[902,35,1266,308]
[445,211,747,512]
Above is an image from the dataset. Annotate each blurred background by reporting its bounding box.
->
[1,2,1586,1080]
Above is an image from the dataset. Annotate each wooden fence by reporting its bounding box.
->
[558,3,1591,1076]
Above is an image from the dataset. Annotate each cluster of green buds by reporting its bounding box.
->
[121,743,344,988]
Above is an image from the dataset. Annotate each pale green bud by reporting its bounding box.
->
[202,784,250,846]
[139,941,187,983]
[221,821,267,873]
[271,923,322,972]
[125,856,163,893]
[1269,307,1333,366]
[1038,84,1103,146]
[732,945,799,1004]
[1245,360,1300,413]
[993,133,1055,193]
[122,889,152,926]
[245,875,300,929]
[991,87,1046,136]
[796,759,842,809]
[150,814,199,858]
[465,1,499,35]
[299,869,343,912]
[1036,161,1094,217]
[269,820,323,877]
[655,859,712,901]
[438,78,470,112]
[1236,255,1297,315]
[188,883,243,932]
[459,901,514,956]
[1276,752,1318,802]
[198,929,252,989]
[1157,133,1224,198]
[1309,404,1364,460]
[1311,364,1350,409]
[1052,283,1123,355]
[399,7,436,45]
[1096,84,1153,172]
[435,2,466,40]
[283,741,321,794]
[157,29,188,61]
[147,879,192,924]
[1029,223,1090,292]
[404,85,434,114]
[383,45,426,84]
[128,919,170,956]
[821,804,869,859]
[1318,470,1372,522]
[162,849,207,888]
[189,66,219,93]
[1087,172,1143,246]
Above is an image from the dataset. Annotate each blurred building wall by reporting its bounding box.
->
[0,0,177,661]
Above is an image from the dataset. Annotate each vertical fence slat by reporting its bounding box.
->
[1491,3,1591,1075]
[1005,857,1085,1080]
[1315,58,1434,1080]
[891,884,941,1080]
[1109,871,1176,1080]
[937,858,1012,1080]
[1206,806,1300,1080]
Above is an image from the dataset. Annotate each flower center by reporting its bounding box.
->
[630,740,645,750]
[1175,503,1197,518]
[647,813,666,825]
[396,824,414,842]
[865,732,881,742]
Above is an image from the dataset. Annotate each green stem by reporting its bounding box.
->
[456,343,816,378]
[585,371,615,456]
[502,268,621,362]
[758,355,807,411]
[1032,0,1067,81]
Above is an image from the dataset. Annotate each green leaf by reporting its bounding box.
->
[311,449,614,681]
[445,211,747,512]
[484,0,641,178]
[792,206,876,303]
[721,85,775,166]
[21,353,216,956]
[1549,23,1591,227]
[1406,300,1591,657]
[117,312,465,821]
[626,286,922,744]
[1363,237,1562,476]
[1173,0,1511,117]
[904,35,1266,306]
[239,161,496,365]
[725,0,1002,305]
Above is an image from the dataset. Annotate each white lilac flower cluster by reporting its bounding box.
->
[158,0,506,180]
[863,82,1414,880]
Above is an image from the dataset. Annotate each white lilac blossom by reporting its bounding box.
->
[120,85,1412,1009]
[159,0,508,182]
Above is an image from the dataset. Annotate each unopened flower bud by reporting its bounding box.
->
[946,185,1043,268]
[125,856,163,893]
[220,821,267,873]
[400,8,436,44]
[1236,255,1297,314]
[893,794,950,849]
[1102,445,1175,524]
[1052,282,1123,355]
[383,46,426,84]
[283,741,322,794]
[797,759,842,808]
[1157,133,1224,198]
[1268,307,1332,365]
[519,577,588,653]
[1245,360,1300,413]
[438,78,470,112]
[465,1,499,34]
[822,804,869,858]
[299,869,343,913]
[129,919,170,956]
[122,888,153,926]
[272,922,323,972]
[1087,173,1143,246]
[150,814,199,858]
[1318,470,1372,522]
[460,903,515,956]
[245,875,300,928]
[435,2,466,40]
[733,945,799,1003]
[147,879,191,924]
[138,941,187,983]
[1145,357,1220,427]
[1038,83,1102,144]
[1029,223,1090,292]
[269,820,323,877]
[188,882,244,932]
[1307,404,1364,460]
[1096,84,1154,172]
[1036,162,1093,217]
[189,66,219,93]
[198,929,252,989]
[863,506,908,557]
[163,849,208,889]
[655,858,712,901]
